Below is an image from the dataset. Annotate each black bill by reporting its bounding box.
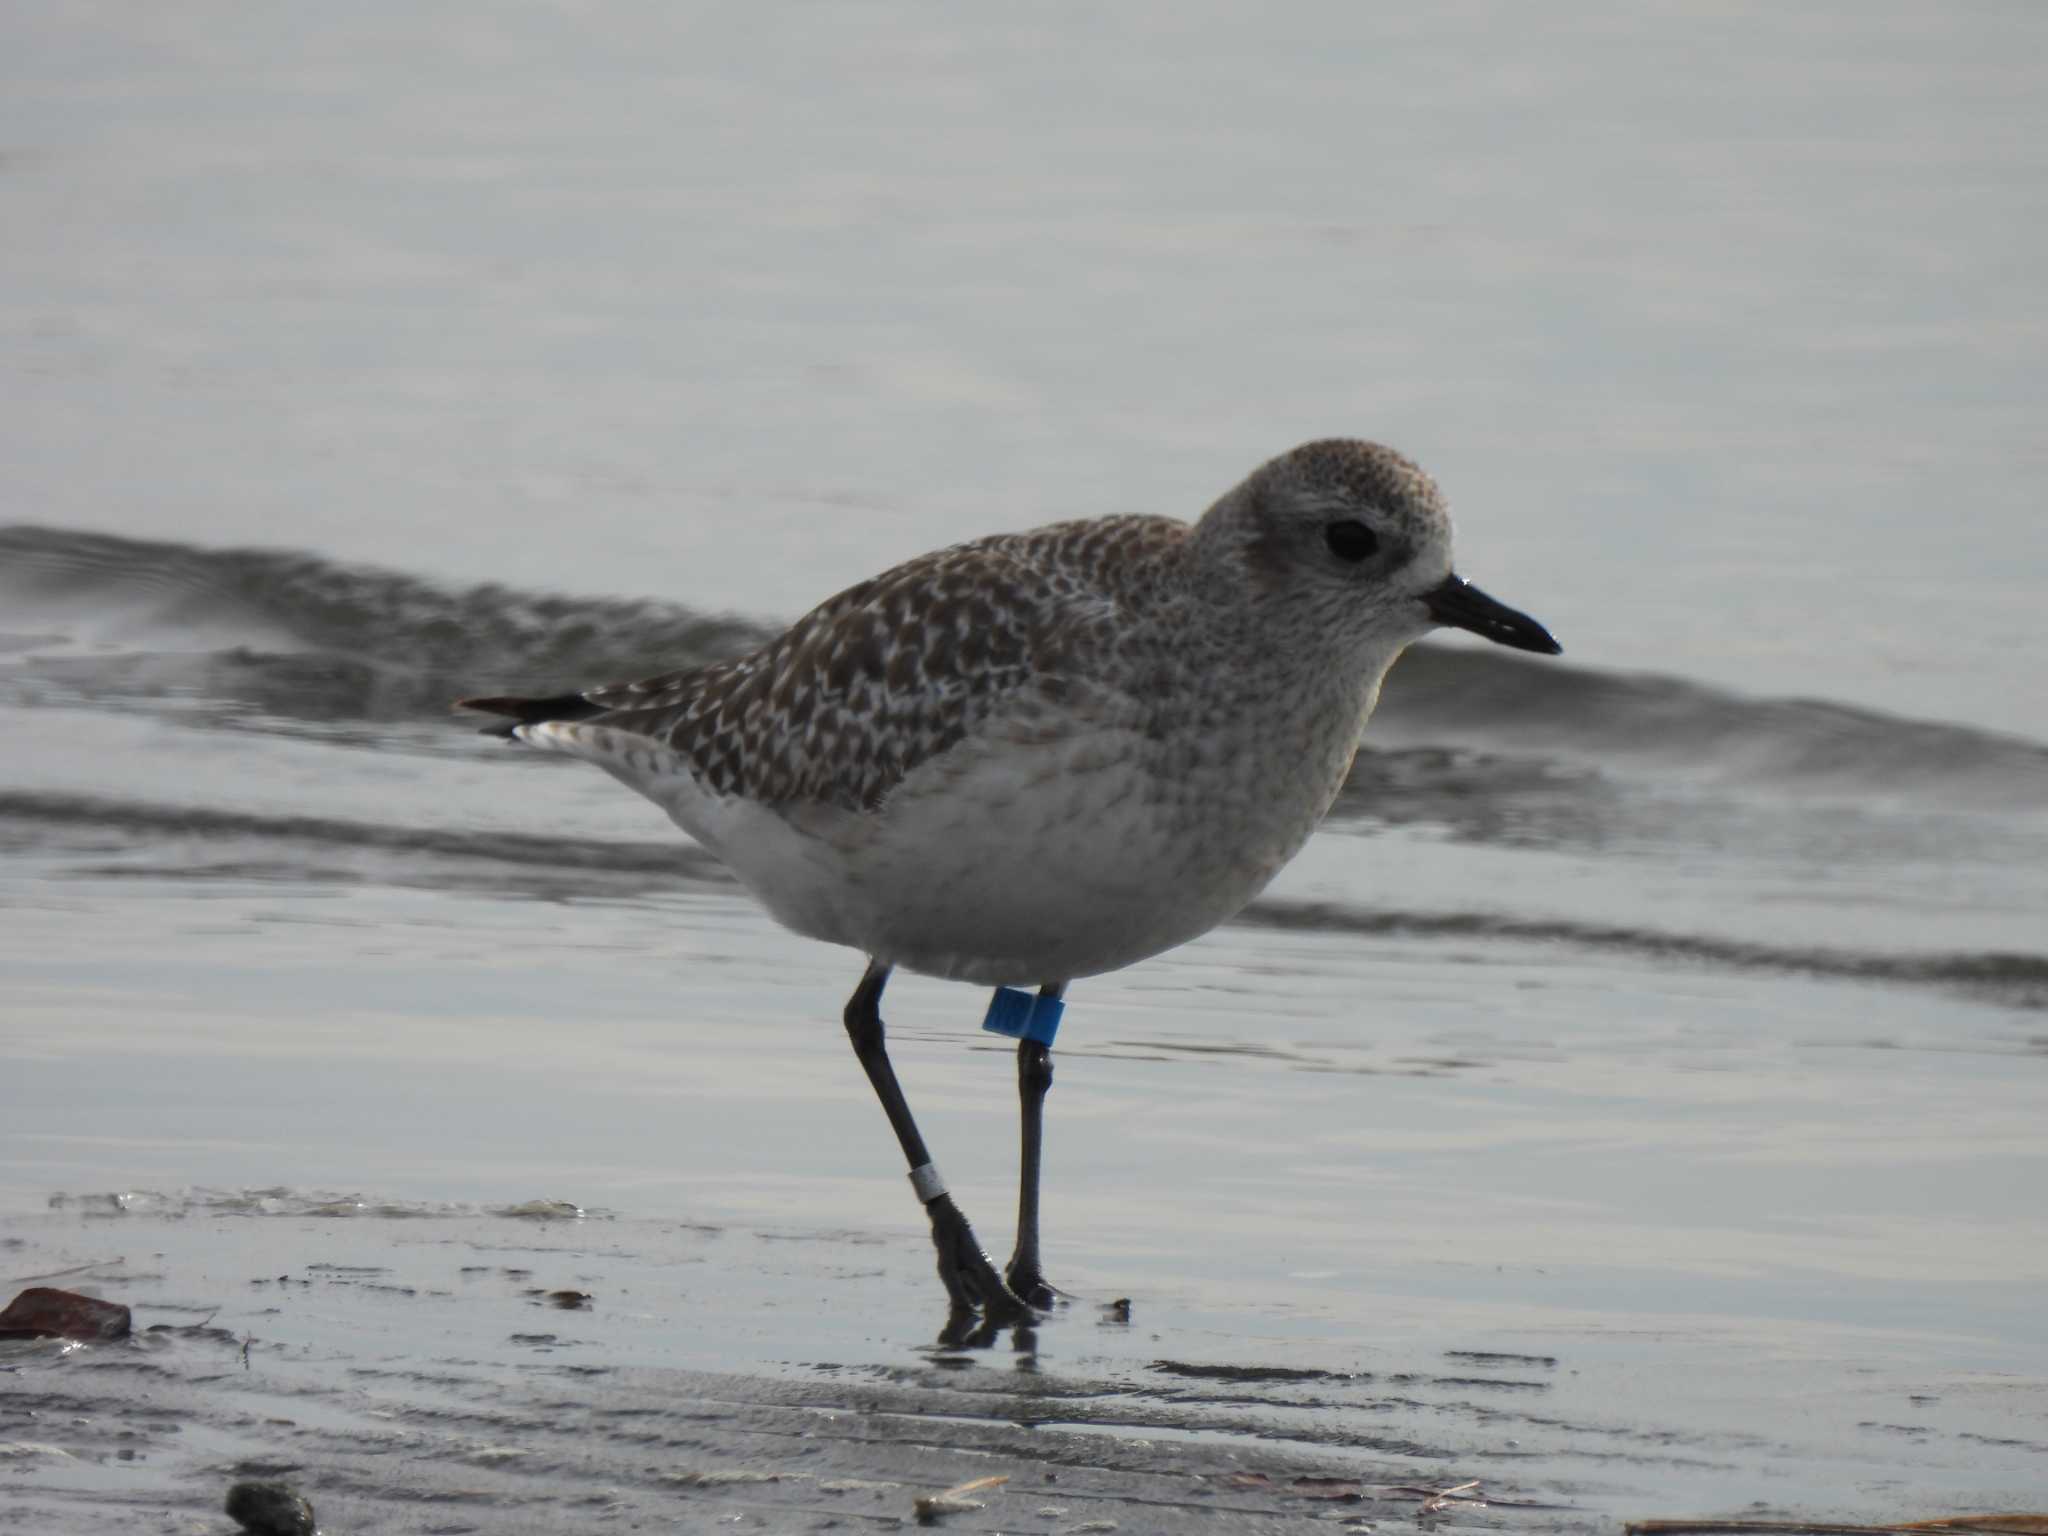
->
[1424,574,1562,655]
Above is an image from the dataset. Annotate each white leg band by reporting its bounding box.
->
[908,1163,948,1203]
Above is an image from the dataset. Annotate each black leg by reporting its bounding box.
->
[1005,982,1066,1308]
[841,961,1030,1324]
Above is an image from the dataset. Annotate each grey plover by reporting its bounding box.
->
[461,439,1560,1325]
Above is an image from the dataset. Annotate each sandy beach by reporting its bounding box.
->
[7,1185,2044,1534]
[5,851,2045,1531]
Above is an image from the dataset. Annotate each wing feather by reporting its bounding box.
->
[459,516,1184,811]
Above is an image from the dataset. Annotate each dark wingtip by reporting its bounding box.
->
[455,692,603,740]
[456,695,533,717]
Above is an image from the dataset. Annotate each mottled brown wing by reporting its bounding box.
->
[560,521,1173,812]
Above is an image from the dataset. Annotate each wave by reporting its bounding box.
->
[6,790,2041,1011]
[1239,899,2048,1014]
[0,789,727,901]
[4,524,2046,810]
[1375,645,2048,808]
[0,523,770,714]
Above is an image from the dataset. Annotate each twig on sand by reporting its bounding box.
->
[1417,1480,1484,1515]
[913,1474,1009,1524]
[1365,1479,1486,1514]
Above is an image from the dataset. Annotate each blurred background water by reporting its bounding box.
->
[3,2,2046,1519]
[6,2,2045,735]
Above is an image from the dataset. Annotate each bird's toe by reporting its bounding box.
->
[924,1196,1033,1324]
[1003,1266,1066,1311]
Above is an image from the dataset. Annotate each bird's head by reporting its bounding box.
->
[1193,438,1561,661]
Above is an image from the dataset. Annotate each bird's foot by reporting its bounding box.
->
[1003,1260,1066,1312]
[925,1196,1033,1325]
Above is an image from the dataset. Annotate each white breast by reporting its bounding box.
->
[714,663,1385,985]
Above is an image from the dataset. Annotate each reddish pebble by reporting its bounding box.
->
[0,1286,133,1342]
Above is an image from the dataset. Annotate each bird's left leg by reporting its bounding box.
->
[841,961,1031,1324]
[1004,982,1067,1308]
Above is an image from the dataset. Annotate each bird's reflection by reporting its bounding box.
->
[936,1305,1039,1355]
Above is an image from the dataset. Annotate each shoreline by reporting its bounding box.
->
[5,1199,2044,1534]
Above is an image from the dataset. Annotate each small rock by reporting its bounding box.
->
[494,1198,584,1220]
[0,1287,132,1342]
[224,1480,316,1536]
[914,1493,987,1523]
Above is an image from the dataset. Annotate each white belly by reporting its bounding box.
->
[857,748,1281,984]
[670,706,1359,986]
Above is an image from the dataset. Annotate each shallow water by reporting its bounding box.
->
[3,760,2045,1524]
[2,1192,2040,1533]
[4,2,2048,1529]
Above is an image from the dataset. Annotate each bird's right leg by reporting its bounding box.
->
[1004,1001,1065,1309]
[841,961,1032,1324]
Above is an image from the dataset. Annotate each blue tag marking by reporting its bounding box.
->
[980,987,1065,1047]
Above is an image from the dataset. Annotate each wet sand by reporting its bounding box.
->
[6,837,2047,1534]
[6,1194,2044,1536]
[4,776,2045,1532]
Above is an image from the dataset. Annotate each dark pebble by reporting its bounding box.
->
[225,1480,317,1536]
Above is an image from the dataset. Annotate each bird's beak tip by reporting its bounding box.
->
[1425,574,1562,657]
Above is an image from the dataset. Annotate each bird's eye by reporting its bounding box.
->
[1324,520,1379,562]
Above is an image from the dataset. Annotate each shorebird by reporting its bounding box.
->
[460,439,1560,1325]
